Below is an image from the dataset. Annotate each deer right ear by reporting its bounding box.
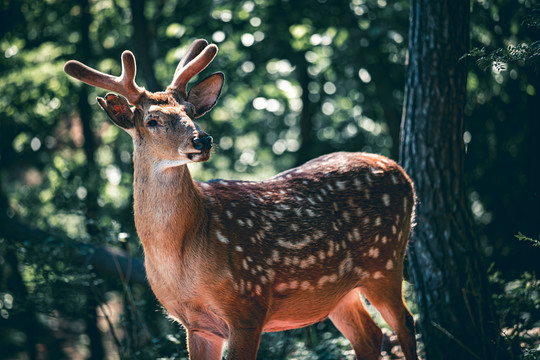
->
[97,93,135,131]
[187,72,224,118]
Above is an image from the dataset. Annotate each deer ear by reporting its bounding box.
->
[97,93,135,131]
[187,72,224,118]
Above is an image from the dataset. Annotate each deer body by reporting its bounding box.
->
[65,39,418,359]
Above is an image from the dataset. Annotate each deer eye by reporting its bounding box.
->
[146,119,159,127]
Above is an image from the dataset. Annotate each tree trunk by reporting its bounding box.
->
[400,0,502,359]
[130,0,160,92]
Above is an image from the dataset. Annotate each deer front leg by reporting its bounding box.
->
[225,325,263,360]
[187,330,225,360]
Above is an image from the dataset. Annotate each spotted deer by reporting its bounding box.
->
[64,39,418,360]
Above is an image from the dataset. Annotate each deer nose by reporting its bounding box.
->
[192,134,213,151]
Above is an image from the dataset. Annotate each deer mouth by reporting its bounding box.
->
[187,151,211,162]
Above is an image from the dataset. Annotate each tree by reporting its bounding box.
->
[400,0,504,358]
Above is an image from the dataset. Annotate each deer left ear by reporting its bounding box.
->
[187,72,224,118]
[97,93,135,131]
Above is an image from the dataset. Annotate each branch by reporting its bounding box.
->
[0,215,148,286]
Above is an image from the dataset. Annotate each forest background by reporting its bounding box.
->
[0,0,538,359]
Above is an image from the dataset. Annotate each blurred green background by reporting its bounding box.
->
[0,0,538,358]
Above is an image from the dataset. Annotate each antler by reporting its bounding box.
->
[169,39,218,96]
[64,51,145,105]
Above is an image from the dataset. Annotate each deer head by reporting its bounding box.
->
[64,39,223,168]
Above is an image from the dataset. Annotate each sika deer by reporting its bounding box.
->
[65,39,418,360]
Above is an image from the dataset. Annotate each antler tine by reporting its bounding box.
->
[64,50,145,105]
[169,42,218,96]
[173,39,208,80]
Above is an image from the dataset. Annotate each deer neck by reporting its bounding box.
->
[132,152,207,260]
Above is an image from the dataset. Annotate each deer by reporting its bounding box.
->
[64,39,418,360]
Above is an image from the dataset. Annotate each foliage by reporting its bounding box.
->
[491,270,540,359]
[515,233,540,247]
[464,9,540,70]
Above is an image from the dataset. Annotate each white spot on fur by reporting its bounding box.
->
[300,281,310,290]
[386,259,394,270]
[277,236,314,250]
[365,173,372,185]
[242,259,249,270]
[235,246,243,252]
[275,283,288,292]
[317,276,330,288]
[382,193,390,206]
[370,167,384,175]
[403,197,408,212]
[306,209,316,217]
[339,253,353,276]
[375,216,382,226]
[255,284,262,295]
[289,280,299,289]
[279,203,291,210]
[216,230,229,244]
[373,271,383,279]
[266,269,276,282]
[272,249,280,263]
[352,228,361,241]
[327,243,335,257]
[369,247,380,258]
[336,180,346,190]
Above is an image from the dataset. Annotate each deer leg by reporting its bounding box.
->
[186,330,225,360]
[225,326,262,360]
[329,288,383,360]
[361,276,417,360]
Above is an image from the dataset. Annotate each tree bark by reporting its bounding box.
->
[130,0,160,92]
[400,0,501,359]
